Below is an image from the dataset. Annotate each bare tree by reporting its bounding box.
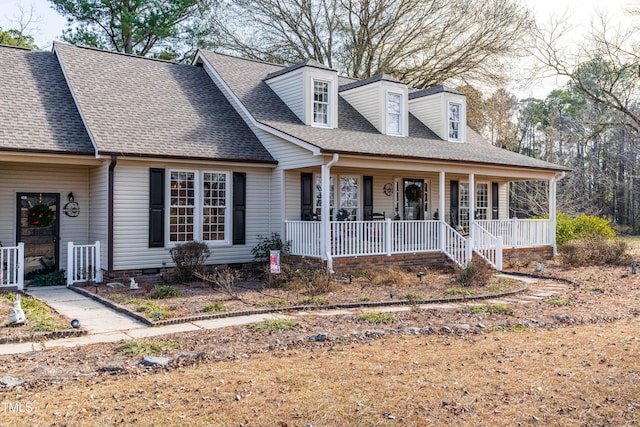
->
[533,8,640,133]
[209,0,533,87]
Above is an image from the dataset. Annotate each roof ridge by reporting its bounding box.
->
[53,41,187,66]
[200,49,290,69]
[0,43,32,52]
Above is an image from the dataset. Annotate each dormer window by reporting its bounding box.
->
[449,102,461,141]
[313,80,330,126]
[387,92,402,135]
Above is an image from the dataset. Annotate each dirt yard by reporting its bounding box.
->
[0,258,638,426]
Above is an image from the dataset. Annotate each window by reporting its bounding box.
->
[313,80,329,125]
[387,93,402,135]
[314,175,335,219]
[339,177,360,220]
[314,175,360,220]
[475,183,488,220]
[459,182,469,229]
[169,170,229,243]
[449,102,461,141]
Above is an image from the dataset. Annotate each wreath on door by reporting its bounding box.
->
[404,184,422,203]
[28,204,54,227]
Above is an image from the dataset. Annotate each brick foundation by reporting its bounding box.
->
[502,246,555,269]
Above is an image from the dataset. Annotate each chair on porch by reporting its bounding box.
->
[372,212,386,221]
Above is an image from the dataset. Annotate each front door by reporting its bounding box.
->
[16,193,60,278]
[403,179,424,220]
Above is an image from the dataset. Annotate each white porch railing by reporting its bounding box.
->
[0,243,24,290]
[286,221,322,257]
[286,218,550,269]
[442,223,469,268]
[475,219,551,248]
[66,241,103,286]
[471,221,503,270]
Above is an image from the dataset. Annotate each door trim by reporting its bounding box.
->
[16,193,61,273]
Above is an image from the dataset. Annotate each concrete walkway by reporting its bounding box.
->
[0,276,569,355]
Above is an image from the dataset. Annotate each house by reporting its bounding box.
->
[0,42,568,290]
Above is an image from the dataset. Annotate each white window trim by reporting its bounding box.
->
[167,169,232,246]
[311,78,332,128]
[386,91,403,136]
[448,101,462,142]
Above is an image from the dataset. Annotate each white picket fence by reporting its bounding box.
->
[66,241,103,286]
[0,243,24,290]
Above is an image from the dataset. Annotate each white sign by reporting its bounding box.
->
[270,250,281,274]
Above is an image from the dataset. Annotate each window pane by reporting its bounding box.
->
[387,93,402,134]
[449,103,461,140]
[202,172,226,241]
[459,183,469,228]
[315,176,335,219]
[170,172,195,241]
[313,81,329,125]
[476,183,488,220]
[339,177,359,220]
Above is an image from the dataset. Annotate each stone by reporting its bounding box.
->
[308,333,328,342]
[456,324,471,331]
[98,366,125,373]
[440,326,452,333]
[0,376,24,387]
[476,323,487,329]
[364,330,385,337]
[554,314,572,323]
[140,356,170,367]
[534,263,545,273]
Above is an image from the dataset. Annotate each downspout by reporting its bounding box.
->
[549,171,566,255]
[107,155,117,278]
[322,153,339,273]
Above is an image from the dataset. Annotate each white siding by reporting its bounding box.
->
[266,71,304,122]
[89,162,109,269]
[409,94,443,139]
[111,160,277,270]
[0,162,91,270]
[340,84,382,132]
[499,182,509,219]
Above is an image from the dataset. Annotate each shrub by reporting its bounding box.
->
[465,304,513,315]
[453,261,493,287]
[264,260,334,295]
[170,241,211,283]
[29,270,66,286]
[559,236,628,266]
[258,298,289,308]
[150,285,181,299]
[556,213,616,245]
[124,298,169,319]
[357,311,396,324]
[251,233,291,263]
[201,267,239,298]
[444,288,474,296]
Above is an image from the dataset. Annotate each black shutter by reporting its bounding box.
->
[492,182,499,220]
[363,176,373,220]
[233,172,246,245]
[149,168,165,248]
[449,180,459,226]
[301,173,313,220]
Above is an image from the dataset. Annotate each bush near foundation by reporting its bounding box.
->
[559,237,628,266]
[169,241,211,283]
[556,213,616,245]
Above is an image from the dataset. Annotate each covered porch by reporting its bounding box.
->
[284,157,563,271]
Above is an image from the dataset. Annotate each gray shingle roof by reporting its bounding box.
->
[409,85,463,99]
[54,43,275,163]
[199,51,568,172]
[265,58,335,80]
[339,72,404,92]
[0,45,94,155]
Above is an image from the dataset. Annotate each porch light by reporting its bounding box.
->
[417,272,425,282]
[67,192,74,202]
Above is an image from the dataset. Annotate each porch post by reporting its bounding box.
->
[321,154,339,271]
[549,175,558,254]
[439,171,445,252]
[468,173,475,263]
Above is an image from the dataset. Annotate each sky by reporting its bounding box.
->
[0,0,635,99]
